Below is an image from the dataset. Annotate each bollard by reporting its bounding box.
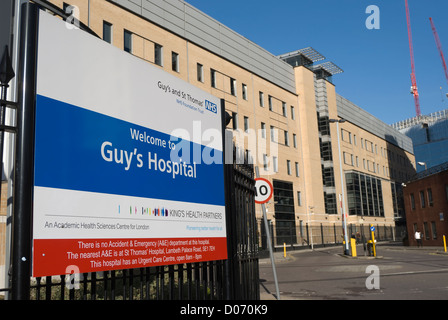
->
[284,242,286,258]
[444,235,447,253]
[350,238,357,257]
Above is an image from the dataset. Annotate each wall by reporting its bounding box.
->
[404,169,448,246]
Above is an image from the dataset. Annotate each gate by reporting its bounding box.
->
[24,146,258,301]
[0,2,258,300]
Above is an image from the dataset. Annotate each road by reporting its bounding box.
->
[259,243,448,300]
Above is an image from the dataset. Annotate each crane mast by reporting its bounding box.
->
[405,0,421,117]
[429,17,448,87]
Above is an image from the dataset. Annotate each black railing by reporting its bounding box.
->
[258,221,407,253]
[30,262,227,300]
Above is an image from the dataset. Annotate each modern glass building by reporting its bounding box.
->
[392,109,448,173]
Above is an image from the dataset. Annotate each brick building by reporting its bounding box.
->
[404,162,448,246]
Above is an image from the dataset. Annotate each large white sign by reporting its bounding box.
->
[32,11,226,277]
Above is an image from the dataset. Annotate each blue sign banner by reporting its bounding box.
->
[34,94,225,206]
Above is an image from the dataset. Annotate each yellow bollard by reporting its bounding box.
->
[444,235,447,253]
[350,238,357,257]
[284,242,286,258]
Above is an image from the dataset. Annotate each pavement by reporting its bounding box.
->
[258,242,448,300]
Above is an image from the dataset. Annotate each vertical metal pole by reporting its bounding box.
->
[255,167,280,300]
[221,99,235,300]
[335,121,350,255]
[11,3,38,300]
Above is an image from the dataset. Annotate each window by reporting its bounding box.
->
[124,30,132,53]
[263,154,268,171]
[211,69,216,88]
[242,84,247,100]
[420,191,426,208]
[293,134,297,148]
[273,180,296,245]
[284,130,289,146]
[291,106,295,120]
[230,78,236,96]
[103,21,113,44]
[268,95,273,111]
[270,125,276,142]
[171,52,179,72]
[196,63,203,82]
[431,221,437,239]
[259,91,264,107]
[343,152,353,165]
[428,188,433,206]
[282,102,287,117]
[261,122,266,139]
[295,162,299,177]
[232,112,238,130]
[273,156,278,172]
[431,221,437,240]
[297,191,302,206]
[287,160,291,175]
[155,44,163,66]
[244,116,249,132]
[424,222,430,240]
[346,172,385,217]
[410,193,415,210]
[321,141,333,161]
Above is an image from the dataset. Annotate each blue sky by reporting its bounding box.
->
[185,0,448,125]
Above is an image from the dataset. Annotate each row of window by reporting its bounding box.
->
[262,155,300,177]
[345,172,385,217]
[231,115,298,147]
[103,20,299,122]
[414,222,439,241]
[409,188,434,210]
[343,151,412,181]
[341,128,412,168]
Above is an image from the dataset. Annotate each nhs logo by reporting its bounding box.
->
[205,100,217,114]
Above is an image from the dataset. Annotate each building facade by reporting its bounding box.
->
[392,109,448,172]
[403,162,448,246]
[1,0,416,256]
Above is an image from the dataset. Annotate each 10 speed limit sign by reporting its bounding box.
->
[255,178,273,204]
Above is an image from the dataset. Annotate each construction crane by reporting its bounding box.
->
[405,0,421,117]
[429,17,448,96]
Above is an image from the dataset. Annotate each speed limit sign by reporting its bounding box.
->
[255,178,273,204]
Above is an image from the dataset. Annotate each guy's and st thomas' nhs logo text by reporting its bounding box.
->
[205,100,217,114]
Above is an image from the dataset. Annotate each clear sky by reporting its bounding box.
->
[185,0,448,125]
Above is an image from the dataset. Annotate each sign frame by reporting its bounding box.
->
[31,10,227,277]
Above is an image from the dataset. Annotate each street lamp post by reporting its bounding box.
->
[329,118,350,255]
[307,206,314,250]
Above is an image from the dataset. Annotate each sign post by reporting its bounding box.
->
[255,169,280,300]
[370,225,376,257]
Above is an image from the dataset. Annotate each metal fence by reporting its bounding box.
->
[30,263,227,300]
[258,220,407,254]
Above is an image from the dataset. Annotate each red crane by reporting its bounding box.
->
[405,0,421,117]
[429,17,448,87]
